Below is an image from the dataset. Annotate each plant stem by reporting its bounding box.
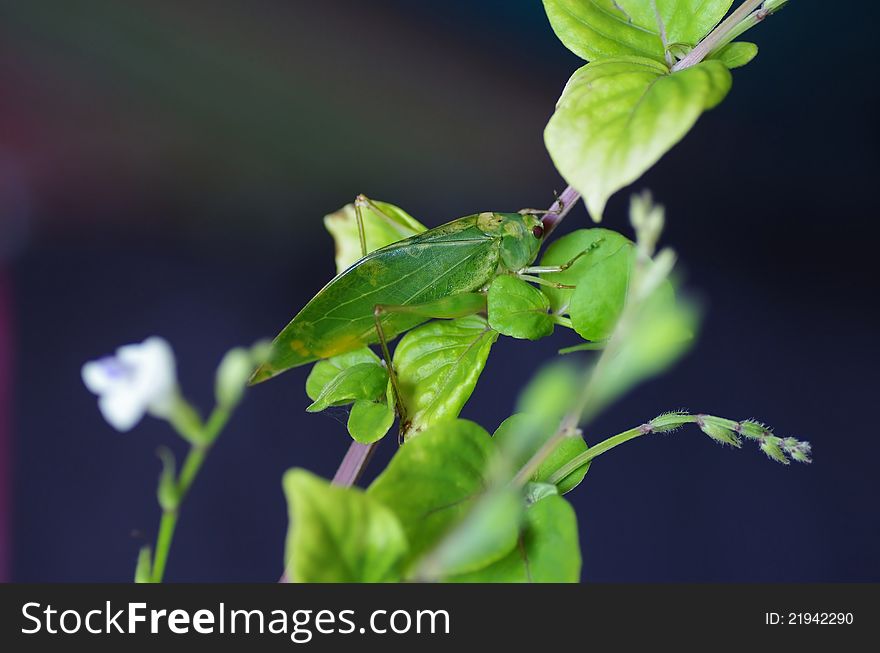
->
[546,425,648,486]
[147,405,230,582]
[330,185,583,487]
[672,0,766,71]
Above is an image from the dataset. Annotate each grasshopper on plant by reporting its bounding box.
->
[250,197,589,421]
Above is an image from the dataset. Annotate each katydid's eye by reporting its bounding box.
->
[532,225,545,239]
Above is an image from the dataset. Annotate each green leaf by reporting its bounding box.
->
[324,199,426,274]
[134,546,152,584]
[494,414,590,494]
[393,316,498,439]
[214,340,271,409]
[418,490,522,579]
[542,0,732,64]
[347,383,395,444]
[448,495,581,583]
[368,420,496,564]
[710,41,758,69]
[487,276,554,340]
[305,348,383,402]
[516,359,581,423]
[594,281,698,411]
[569,243,636,341]
[545,58,732,220]
[283,469,408,583]
[540,228,633,313]
[306,362,388,413]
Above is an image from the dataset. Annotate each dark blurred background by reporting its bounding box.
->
[1,0,878,582]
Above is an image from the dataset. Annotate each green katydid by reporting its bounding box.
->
[250,197,589,420]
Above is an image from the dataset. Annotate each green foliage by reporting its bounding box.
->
[367,420,496,565]
[393,317,498,439]
[540,228,632,312]
[710,41,758,69]
[449,494,581,583]
[283,469,408,582]
[570,244,637,341]
[494,414,591,494]
[417,490,522,579]
[545,57,731,219]
[487,276,554,340]
[542,0,732,64]
[324,199,426,274]
[305,348,394,443]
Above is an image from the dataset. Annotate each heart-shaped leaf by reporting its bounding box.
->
[368,420,498,564]
[393,316,498,439]
[710,41,758,69]
[487,276,554,340]
[306,362,388,413]
[448,494,581,583]
[283,469,408,582]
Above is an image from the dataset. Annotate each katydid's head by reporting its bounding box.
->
[477,212,545,271]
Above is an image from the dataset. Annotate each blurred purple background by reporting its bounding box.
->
[1,0,878,582]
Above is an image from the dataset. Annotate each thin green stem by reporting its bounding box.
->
[146,406,232,583]
[150,510,178,583]
[546,426,648,486]
[672,0,766,71]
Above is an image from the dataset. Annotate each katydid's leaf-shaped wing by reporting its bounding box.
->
[487,276,555,340]
[709,41,758,69]
[448,494,581,583]
[542,0,732,64]
[393,316,498,439]
[368,420,500,565]
[324,199,426,274]
[545,57,731,220]
[539,228,633,313]
[283,469,408,582]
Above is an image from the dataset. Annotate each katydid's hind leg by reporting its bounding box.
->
[372,306,408,442]
[371,293,488,443]
[356,193,419,242]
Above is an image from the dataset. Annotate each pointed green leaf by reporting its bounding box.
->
[306,362,388,412]
[283,469,408,583]
[368,420,496,564]
[540,228,633,313]
[305,348,383,402]
[545,58,732,220]
[542,0,732,64]
[134,546,152,584]
[324,200,426,274]
[487,276,554,340]
[448,495,581,583]
[710,41,758,69]
[393,316,498,439]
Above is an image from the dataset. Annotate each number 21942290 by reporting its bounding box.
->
[766,612,854,625]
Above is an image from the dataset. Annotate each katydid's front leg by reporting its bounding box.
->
[518,243,600,275]
[371,292,487,442]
